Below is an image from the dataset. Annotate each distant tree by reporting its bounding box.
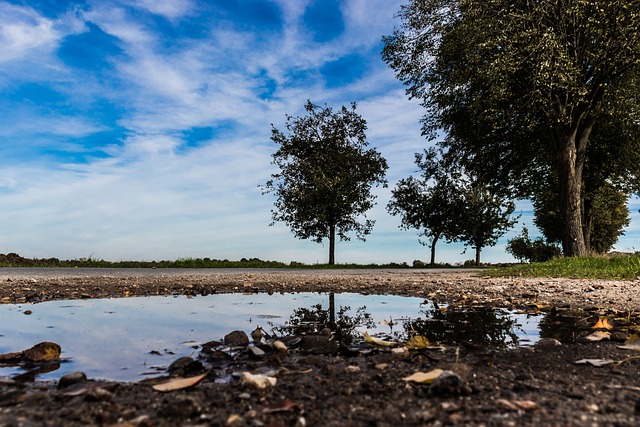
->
[262,101,388,265]
[458,183,518,266]
[388,150,461,265]
[388,149,517,266]
[506,227,562,263]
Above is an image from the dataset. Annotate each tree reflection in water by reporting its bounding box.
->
[270,293,375,344]
[405,302,522,348]
[270,293,529,349]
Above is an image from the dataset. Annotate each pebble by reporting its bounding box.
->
[428,371,471,397]
[224,330,249,347]
[58,371,87,389]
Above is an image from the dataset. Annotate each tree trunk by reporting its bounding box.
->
[475,246,481,266]
[328,223,336,265]
[583,198,593,254]
[429,233,441,266]
[555,125,591,257]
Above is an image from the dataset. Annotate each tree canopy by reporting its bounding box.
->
[262,101,388,265]
[382,0,640,257]
[388,149,517,266]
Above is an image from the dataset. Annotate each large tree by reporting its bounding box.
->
[263,101,388,265]
[382,0,640,257]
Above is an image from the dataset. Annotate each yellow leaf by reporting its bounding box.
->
[362,331,396,347]
[617,334,640,351]
[152,371,209,392]
[592,317,613,330]
[403,369,444,384]
[406,336,430,349]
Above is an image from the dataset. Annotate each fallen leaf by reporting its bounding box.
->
[263,400,298,414]
[617,334,640,350]
[592,317,613,330]
[402,368,444,384]
[405,336,430,349]
[240,371,277,389]
[584,331,610,342]
[497,399,537,411]
[362,331,396,347]
[575,358,615,367]
[152,371,209,392]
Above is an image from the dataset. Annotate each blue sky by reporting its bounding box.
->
[0,0,638,265]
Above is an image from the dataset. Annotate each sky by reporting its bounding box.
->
[0,0,638,265]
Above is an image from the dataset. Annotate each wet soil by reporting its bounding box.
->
[1,269,639,426]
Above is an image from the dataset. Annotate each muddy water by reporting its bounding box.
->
[1,293,542,382]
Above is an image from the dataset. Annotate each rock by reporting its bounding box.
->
[58,372,87,389]
[248,345,266,358]
[158,396,203,419]
[300,335,339,355]
[23,342,61,362]
[224,331,249,347]
[428,371,471,397]
[272,340,288,353]
[168,357,203,376]
[240,372,276,389]
[536,338,562,347]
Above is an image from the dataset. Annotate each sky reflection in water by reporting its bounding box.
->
[0,293,542,382]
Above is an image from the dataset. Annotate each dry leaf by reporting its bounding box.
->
[402,369,444,384]
[362,331,396,347]
[592,317,613,330]
[263,400,298,414]
[575,358,615,367]
[152,371,209,392]
[584,331,610,342]
[497,399,537,411]
[617,334,640,350]
[405,336,430,349]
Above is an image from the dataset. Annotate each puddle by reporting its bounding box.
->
[0,293,547,382]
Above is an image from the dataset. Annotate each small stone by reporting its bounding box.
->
[23,310,32,315]
[536,338,562,347]
[168,357,203,376]
[428,371,471,397]
[58,371,87,389]
[300,335,338,355]
[272,340,288,353]
[345,365,361,373]
[224,330,249,347]
[23,342,61,362]
[248,346,266,358]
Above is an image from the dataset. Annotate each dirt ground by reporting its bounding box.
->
[1,268,639,426]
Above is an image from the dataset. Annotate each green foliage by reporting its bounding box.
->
[492,253,640,280]
[262,100,388,264]
[387,149,463,265]
[382,0,640,257]
[534,183,631,254]
[506,227,562,263]
[0,253,411,269]
[388,149,517,266]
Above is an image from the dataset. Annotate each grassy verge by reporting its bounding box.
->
[490,253,640,280]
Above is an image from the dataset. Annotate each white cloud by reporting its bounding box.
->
[0,2,59,63]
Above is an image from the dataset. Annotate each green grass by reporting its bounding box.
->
[490,253,640,280]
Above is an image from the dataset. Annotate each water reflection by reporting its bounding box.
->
[1,293,542,382]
